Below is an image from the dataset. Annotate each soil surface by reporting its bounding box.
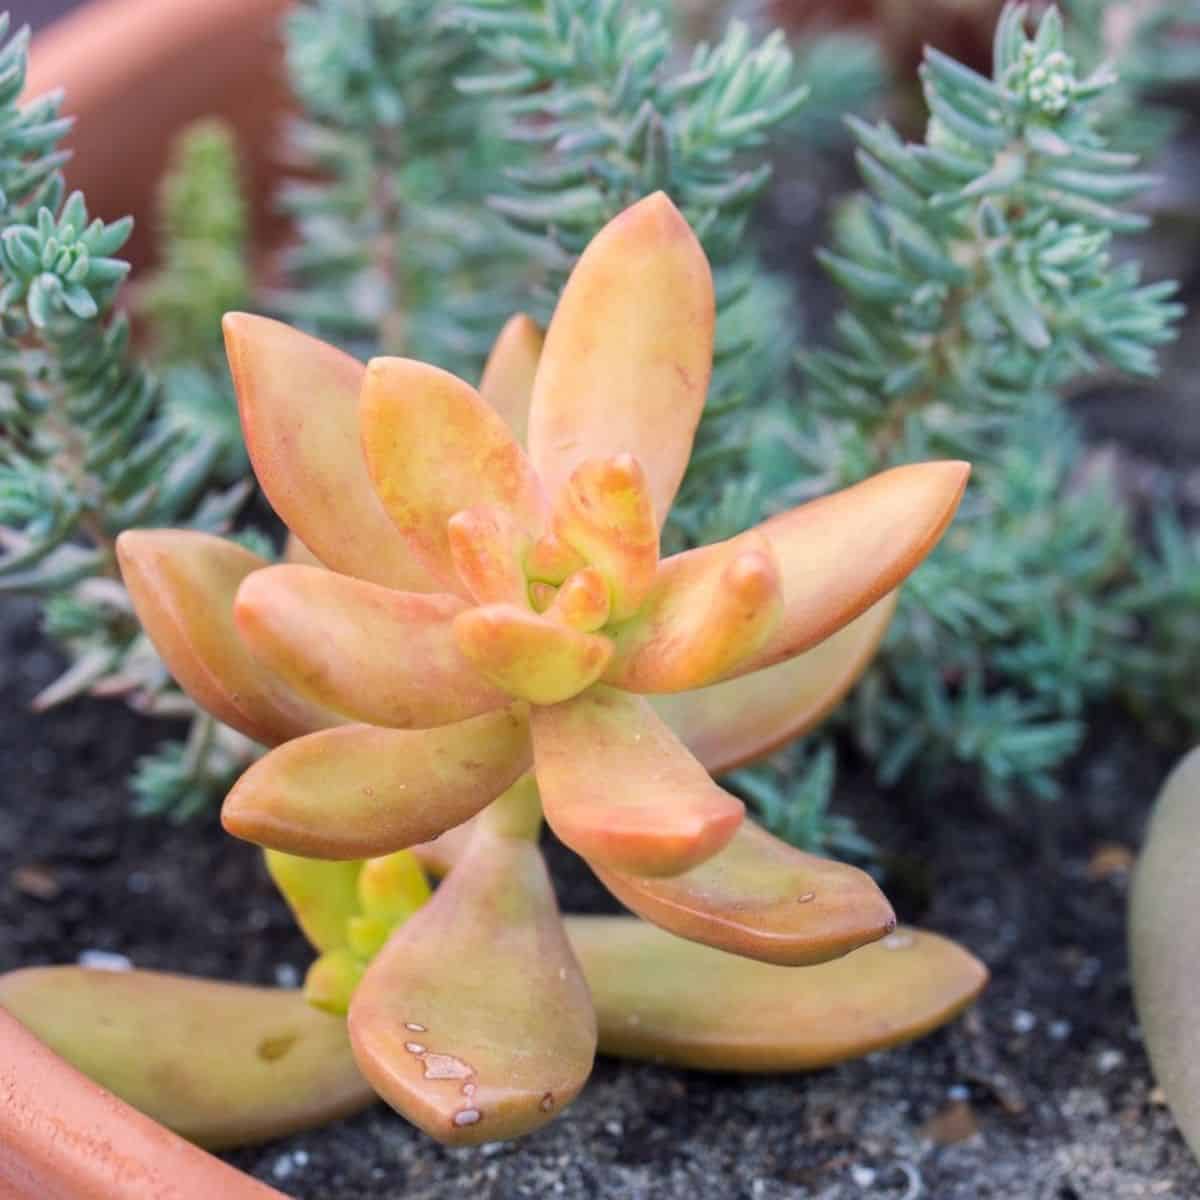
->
[3,593,1199,1199]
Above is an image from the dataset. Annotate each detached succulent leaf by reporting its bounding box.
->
[234,565,506,728]
[528,192,714,527]
[349,820,596,1145]
[593,819,895,965]
[653,595,897,774]
[223,709,531,859]
[222,313,434,592]
[360,357,546,590]
[1131,746,1200,1160]
[478,313,543,446]
[116,531,337,746]
[0,968,373,1151]
[568,917,988,1071]
[532,686,744,876]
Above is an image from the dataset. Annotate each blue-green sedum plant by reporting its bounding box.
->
[0,15,255,820]
[762,2,1189,814]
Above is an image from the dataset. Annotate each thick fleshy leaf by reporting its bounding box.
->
[1131,746,1200,1160]
[223,313,433,592]
[592,819,895,965]
[532,686,743,877]
[653,595,897,773]
[447,505,533,606]
[0,969,373,1152]
[360,357,545,589]
[604,529,783,693]
[454,604,612,705]
[544,567,610,633]
[264,850,362,953]
[610,463,968,690]
[223,709,531,859]
[0,1009,286,1199]
[479,313,543,446]
[234,565,505,728]
[527,192,714,527]
[349,823,596,1145]
[116,530,336,746]
[568,917,988,1071]
[551,456,659,621]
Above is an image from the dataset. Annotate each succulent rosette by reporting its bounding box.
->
[108,194,983,1144]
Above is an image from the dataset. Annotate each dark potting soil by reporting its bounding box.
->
[3,593,1200,1200]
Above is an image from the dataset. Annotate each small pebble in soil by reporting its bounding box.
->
[1096,1049,1125,1074]
[77,949,131,972]
[1012,1009,1037,1034]
[850,1164,877,1188]
[1049,1019,1072,1040]
[275,963,300,988]
[272,1151,309,1181]
[11,864,61,901]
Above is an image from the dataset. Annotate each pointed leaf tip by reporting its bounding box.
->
[731,460,969,677]
[594,819,896,966]
[479,313,543,447]
[223,710,531,859]
[221,313,435,592]
[361,356,545,589]
[528,194,714,528]
[116,530,336,746]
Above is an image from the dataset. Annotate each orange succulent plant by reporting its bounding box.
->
[90,192,985,1146]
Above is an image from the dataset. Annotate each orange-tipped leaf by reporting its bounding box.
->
[593,819,896,966]
[223,709,531,859]
[568,917,988,1071]
[360,357,545,588]
[349,822,595,1145]
[532,686,744,877]
[234,565,505,728]
[610,463,968,689]
[223,313,433,592]
[453,604,612,705]
[551,455,659,621]
[527,192,714,527]
[653,594,897,773]
[604,530,783,693]
[116,530,336,746]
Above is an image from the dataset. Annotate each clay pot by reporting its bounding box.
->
[25,0,293,272]
[0,1007,286,1199]
[769,0,1007,75]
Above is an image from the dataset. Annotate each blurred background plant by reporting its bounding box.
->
[4,0,1200,849]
